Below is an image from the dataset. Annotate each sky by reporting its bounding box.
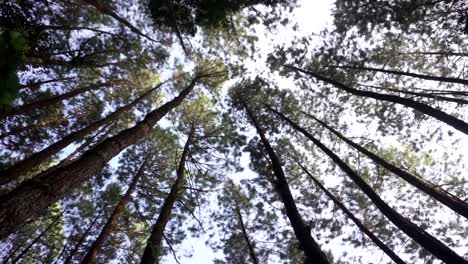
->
[164,1,334,263]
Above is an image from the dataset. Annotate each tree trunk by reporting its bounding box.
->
[0,75,202,239]
[64,212,101,264]
[329,64,468,86]
[291,108,468,220]
[140,130,193,264]
[272,109,467,263]
[398,51,468,57]
[234,201,259,264]
[286,65,468,136]
[1,79,126,118]
[81,157,148,264]
[358,83,468,105]
[0,81,164,186]
[296,160,406,264]
[243,103,330,264]
[20,77,75,91]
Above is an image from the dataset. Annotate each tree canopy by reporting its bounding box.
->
[1,0,468,263]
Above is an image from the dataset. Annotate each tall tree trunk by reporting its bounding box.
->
[0,79,126,118]
[286,65,468,136]
[398,51,468,57]
[0,81,164,186]
[243,103,330,264]
[328,64,468,86]
[272,109,467,263]
[81,0,157,42]
[64,212,101,264]
[20,77,75,91]
[234,201,259,264]
[358,83,468,105]
[80,157,148,264]
[288,108,468,220]
[0,75,203,239]
[140,130,193,264]
[295,160,407,264]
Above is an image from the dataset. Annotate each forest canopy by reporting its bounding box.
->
[0,0,467,263]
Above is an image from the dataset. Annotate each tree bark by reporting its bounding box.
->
[291,108,468,220]
[1,79,126,118]
[328,64,468,86]
[140,130,193,264]
[0,81,164,186]
[286,65,468,136]
[0,75,202,239]
[296,160,407,264]
[272,109,467,263]
[243,103,330,264]
[81,157,148,264]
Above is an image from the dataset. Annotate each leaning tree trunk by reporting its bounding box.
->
[0,81,165,186]
[286,65,468,136]
[140,130,193,264]
[328,64,468,86]
[20,76,75,91]
[81,157,148,264]
[0,79,126,118]
[295,160,406,264]
[272,109,467,263]
[234,201,259,264]
[0,75,204,239]
[243,103,330,264]
[288,108,468,220]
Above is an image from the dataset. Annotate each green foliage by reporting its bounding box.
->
[0,30,28,105]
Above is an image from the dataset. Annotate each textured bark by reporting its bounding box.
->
[296,161,407,264]
[329,64,468,86]
[0,76,200,239]
[140,131,193,264]
[1,80,126,118]
[243,103,330,264]
[0,82,164,186]
[286,65,468,135]
[293,109,468,220]
[273,109,467,263]
[81,158,147,264]
[234,201,259,264]
[82,0,157,42]
[64,213,101,264]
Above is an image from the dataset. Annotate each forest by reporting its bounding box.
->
[0,0,467,263]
